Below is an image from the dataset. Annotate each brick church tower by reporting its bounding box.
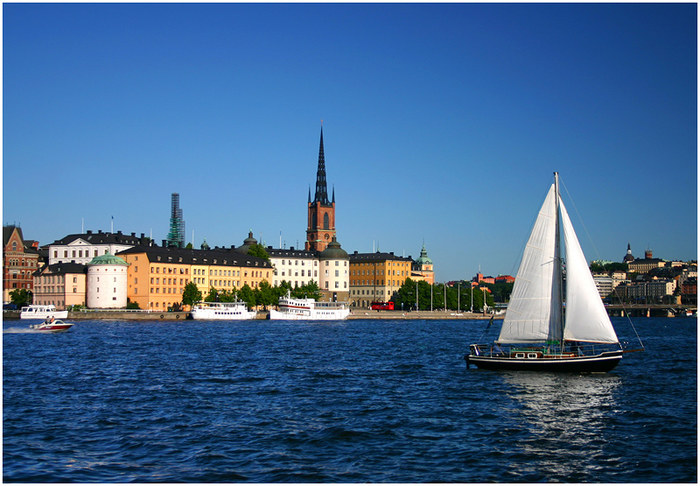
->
[306,127,336,252]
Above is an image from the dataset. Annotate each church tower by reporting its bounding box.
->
[306,127,336,252]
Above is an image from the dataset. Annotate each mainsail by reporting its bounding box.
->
[498,184,562,343]
[498,178,619,345]
[560,198,619,344]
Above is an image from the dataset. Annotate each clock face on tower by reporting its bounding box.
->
[324,233,330,240]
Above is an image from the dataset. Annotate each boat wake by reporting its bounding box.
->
[4,328,44,334]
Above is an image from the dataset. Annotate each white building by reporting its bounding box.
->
[266,247,319,288]
[318,238,349,301]
[87,252,129,309]
[48,230,150,265]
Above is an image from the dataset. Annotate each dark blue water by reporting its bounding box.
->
[3,317,696,482]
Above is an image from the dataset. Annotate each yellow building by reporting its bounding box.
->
[349,251,413,308]
[118,246,273,311]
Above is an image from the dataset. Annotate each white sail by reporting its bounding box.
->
[559,197,619,344]
[498,185,562,343]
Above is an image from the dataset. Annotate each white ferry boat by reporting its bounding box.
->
[20,304,68,320]
[190,301,256,320]
[269,291,350,320]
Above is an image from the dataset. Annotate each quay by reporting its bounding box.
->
[4,307,694,322]
[3,309,495,321]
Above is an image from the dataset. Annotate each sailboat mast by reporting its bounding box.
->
[553,172,565,348]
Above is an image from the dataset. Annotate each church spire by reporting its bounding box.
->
[313,126,330,205]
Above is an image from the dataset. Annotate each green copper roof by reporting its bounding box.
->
[415,244,433,265]
[88,252,129,266]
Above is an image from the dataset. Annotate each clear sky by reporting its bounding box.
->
[3,3,697,282]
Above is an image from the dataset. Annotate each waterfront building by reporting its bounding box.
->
[47,230,149,265]
[628,249,665,273]
[306,127,336,253]
[319,237,350,302]
[615,280,676,304]
[87,253,129,309]
[411,244,435,284]
[3,225,40,302]
[32,262,87,310]
[266,246,318,288]
[349,251,413,308]
[166,193,185,248]
[118,246,272,311]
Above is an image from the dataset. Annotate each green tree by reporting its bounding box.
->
[204,286,219,302]
[238,284,256,308]
[248,244,270,262]
[182,282,203,307]
[9,288,32,307]
[255,280,275,308]
[292,281,321,300]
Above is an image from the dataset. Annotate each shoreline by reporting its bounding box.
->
[3,310,497,321]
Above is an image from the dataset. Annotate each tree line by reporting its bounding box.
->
[181,280,321,310]
[390,278,514,312]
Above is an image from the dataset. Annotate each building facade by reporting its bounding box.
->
[3,226,40,302]
[47,230,149,265]
[349,251,413,307]
[32,262,87,310]
[118,246,273,311]
[87,253,129,309]
[318,238,350,302]
[306,127,336,253]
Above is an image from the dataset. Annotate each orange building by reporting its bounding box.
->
[349,251,413,308]
[411,244,435,284]
[118,246,273,311]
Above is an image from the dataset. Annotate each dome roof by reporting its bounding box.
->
[88,252,128,266]
[415,244,433,265]
[320,238,348,260]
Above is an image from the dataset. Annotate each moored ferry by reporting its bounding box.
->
[20,304,68,320]
[269,291,350,320]
[191,301,256,320]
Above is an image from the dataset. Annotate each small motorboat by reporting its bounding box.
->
[30,319,74,333]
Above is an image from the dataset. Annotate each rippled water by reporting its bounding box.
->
[3,317,696,482]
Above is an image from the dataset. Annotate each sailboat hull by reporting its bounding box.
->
[466,350,623,373]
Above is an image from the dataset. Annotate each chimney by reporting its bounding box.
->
[645,249,653,259]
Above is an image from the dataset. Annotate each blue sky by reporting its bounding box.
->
[3,3,697,281]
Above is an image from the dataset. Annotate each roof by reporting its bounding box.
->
[88,253,129,266]
[320,238,348,260]
[117,245,272,268]
[266,246,317,259]
[48,230,149,246]
[414,244,433,265]
[34,262,87,277]
[3,225,22,246]
[349,251,413,263]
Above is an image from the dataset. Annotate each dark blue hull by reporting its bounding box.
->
[465,350,623,372]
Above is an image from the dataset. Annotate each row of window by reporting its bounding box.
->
[350,280,405,287]
[5,258,37,267]
[351,269,408,276]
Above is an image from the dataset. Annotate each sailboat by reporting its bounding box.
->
[466,173,632,372]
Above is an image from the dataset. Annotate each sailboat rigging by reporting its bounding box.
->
[466,172,641,372]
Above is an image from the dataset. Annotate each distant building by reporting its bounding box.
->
[593,274,614,300]
[87,253,129,309]
[266,245,319,289]
[47,230,150,265]
[349,251,413,307]
[623,243,635,263]
[3,225,40,302]
[306,127,336,253]
[628,249,665,273]
[32,262,87,310]
[473,272,495,285]
[166,193,185,248]
[411,244,435,284]
[495,275,515,284]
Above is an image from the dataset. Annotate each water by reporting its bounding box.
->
[3,317,696,482]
